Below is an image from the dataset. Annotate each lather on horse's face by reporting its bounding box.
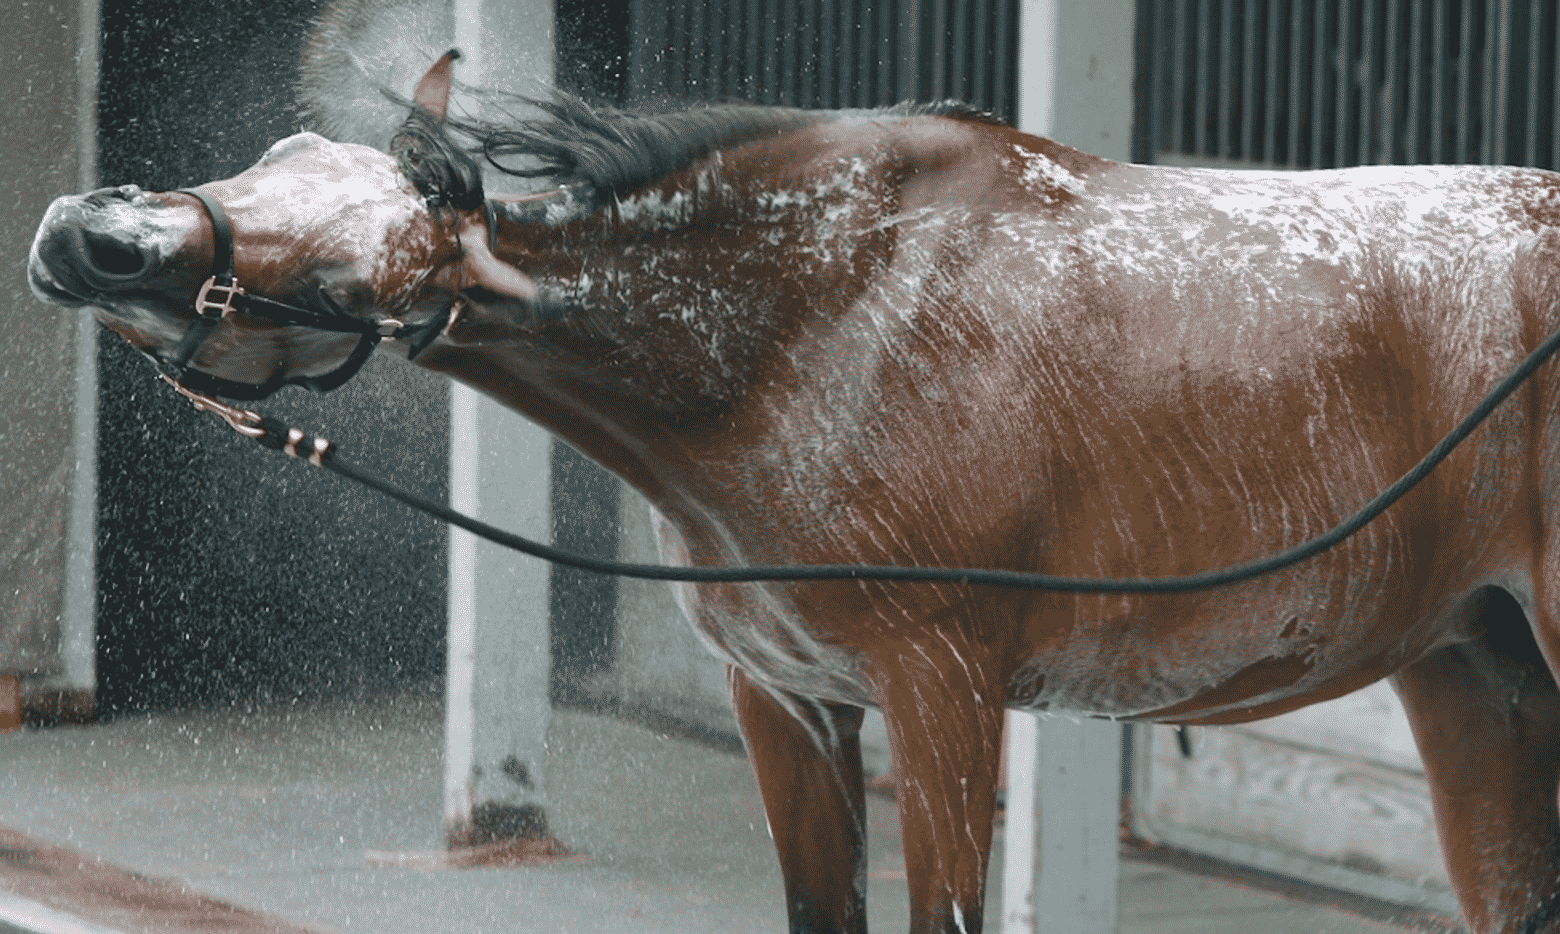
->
[28,133,463,386]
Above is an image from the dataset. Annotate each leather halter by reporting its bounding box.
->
[155,187,458,401]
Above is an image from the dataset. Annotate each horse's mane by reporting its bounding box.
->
[392,93,1000,224]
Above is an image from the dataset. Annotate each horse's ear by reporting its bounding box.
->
[412,49,461,122]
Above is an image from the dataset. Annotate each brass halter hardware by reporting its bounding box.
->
[193,273,243,319]
[160,373,266,439]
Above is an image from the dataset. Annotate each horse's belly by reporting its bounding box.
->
[1004,584,1484,723]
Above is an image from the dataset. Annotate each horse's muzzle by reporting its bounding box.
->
[29,186,161,304]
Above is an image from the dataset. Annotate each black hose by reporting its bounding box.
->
[269,317,1560,593]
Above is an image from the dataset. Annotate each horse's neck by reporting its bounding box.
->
[496,131,910,414]
[446,117,1021,543]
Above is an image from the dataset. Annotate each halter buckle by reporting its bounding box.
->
[194,274,243,319]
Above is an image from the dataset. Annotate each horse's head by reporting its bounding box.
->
[28,52,536,400]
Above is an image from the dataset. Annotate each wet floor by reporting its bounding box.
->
[0,693,1456,933]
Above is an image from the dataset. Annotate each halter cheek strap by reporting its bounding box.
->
[163,188,238,374]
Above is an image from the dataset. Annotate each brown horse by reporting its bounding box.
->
[29,53,1560,934]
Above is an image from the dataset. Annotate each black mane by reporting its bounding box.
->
[393,93,999,225]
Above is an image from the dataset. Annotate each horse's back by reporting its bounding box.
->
[895,129,1560,718]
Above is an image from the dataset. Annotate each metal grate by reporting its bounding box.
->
[1136,0,1560,169]
[629,0,1020,122]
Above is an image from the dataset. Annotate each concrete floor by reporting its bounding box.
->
[0,692,1454,934]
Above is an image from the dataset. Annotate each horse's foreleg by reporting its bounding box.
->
[1393,602,1560,934]
[729,666,869,934]
[873,637,1006,934]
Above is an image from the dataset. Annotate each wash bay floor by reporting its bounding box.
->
[0,691,1455,934]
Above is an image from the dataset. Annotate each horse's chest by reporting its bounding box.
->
[651,510,876,704]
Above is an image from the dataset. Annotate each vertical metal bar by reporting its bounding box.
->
[767,0,784,104]
[722,0,740,100]
[1484,0,1499,162]
[1240,0,1258,161]
[1547,0,1560,169]
[775,0,793,104]
[1527,0,1542,165]
[837,0,855,106]
[1217,0,1234,159]
[742,0,761,100]
[874,0,892,105]
[1312,0,1328,167]
[886,0,898,105]
[1391,0,1404,160]
[710,0,730,100]
[1406,0,1422,162]
[1453,0,1466,161]
[874,0,891,107]
[1429,0,1444,162]
[1359,0,1375,163]
[664,0,684,97]
[1493,0,1510,163]
[1170,0,1187,153]
[972,0,992,108]
[992,0,1015,121]
[1336,0,1353,166]
[644,0,669,99]
[928,0,947,102]
[730,0,750,100]
[1266,0,1284,163]
[1135,0,1160,159]
[796,0,817,106]
[943,0,963,102]
[1194,0,1207,157]
[1195,0,1211,157]
[690,0,710,98]
[856,0,874,106]
[818,0,836,107]
[1288,0,1306,165]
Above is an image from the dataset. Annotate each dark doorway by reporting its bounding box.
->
[95,0,450,713]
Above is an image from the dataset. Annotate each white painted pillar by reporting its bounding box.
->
[1002,2,1136,931]
[0,0,98,723]
[443,0,557,847]
[1002,712,1123,934]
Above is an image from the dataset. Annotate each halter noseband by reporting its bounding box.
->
[156,187,458,401]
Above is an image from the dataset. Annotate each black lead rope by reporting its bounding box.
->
[222,311,1560,593]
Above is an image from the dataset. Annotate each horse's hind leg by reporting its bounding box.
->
[1392,588,1560,934]
[730,666,869,934]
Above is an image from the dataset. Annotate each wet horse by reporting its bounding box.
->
[29,53,1560,934]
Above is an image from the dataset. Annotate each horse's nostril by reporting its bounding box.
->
[82,228,149,279]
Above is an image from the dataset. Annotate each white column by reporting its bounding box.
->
[0,0,98,722]
[64,0,101,716]
[443,0,558,846]
[1002,712,1123,934]
[1002,2,1133,931]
